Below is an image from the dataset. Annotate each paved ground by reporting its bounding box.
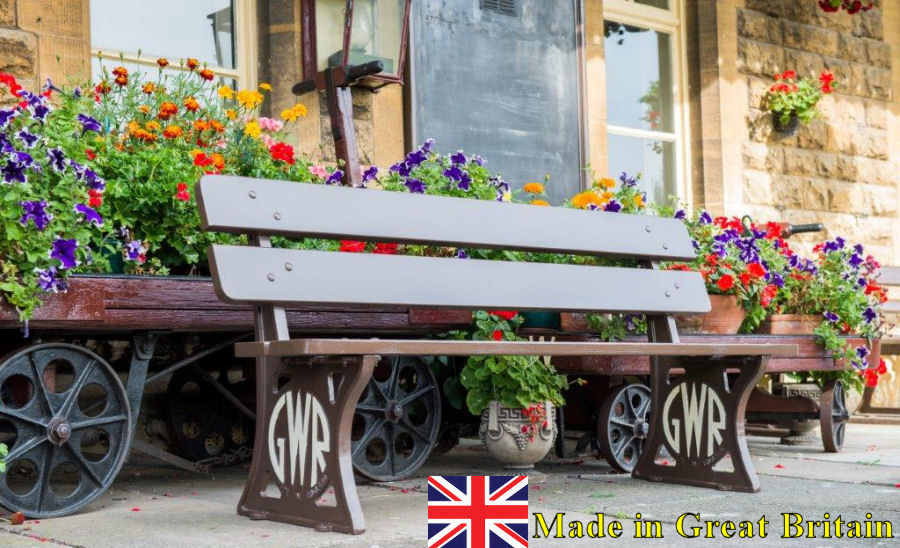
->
[1,423,899,547]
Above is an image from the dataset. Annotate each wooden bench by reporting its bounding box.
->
[197,175,797,534]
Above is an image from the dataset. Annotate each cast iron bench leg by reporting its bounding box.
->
[238,354,377,534]
[633,355,767,493]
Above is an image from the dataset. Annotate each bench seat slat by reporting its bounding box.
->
[209,245,712,315]
[197,176,696,260]
[235,339,798,358]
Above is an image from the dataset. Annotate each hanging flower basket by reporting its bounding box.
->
[818,0,874,14]
[772,112,801,136]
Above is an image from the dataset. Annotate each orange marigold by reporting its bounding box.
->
[209,120,225,133]
[571,190,603,209]
[114,74,128,87]
[184,97,200,112]
[157,58,169,68]
[112,66,128,77]
[199,68,215,81]
[186,58,199,71]
[158,102,178,120]
[210,153,225,170]
[193,120,209,132]
[163,125,183,139]
[523,182,545,194]
[597,177,616,189]
[145,120,161,132]
[142,82,155,94]
[530,199,550,207]
[139,104,151,114]
[132,129,157,142]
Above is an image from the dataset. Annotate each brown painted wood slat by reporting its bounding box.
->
[235,339,798,358]
[209,246,711,315]
[196,176,697,260]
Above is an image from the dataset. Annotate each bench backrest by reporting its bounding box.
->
[196,176,709,340]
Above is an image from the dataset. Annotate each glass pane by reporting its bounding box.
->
[604,21,674,133]
[607,134,676,206]
[317,0,405,75]
[635,0,669,9]
[91,0,235,69]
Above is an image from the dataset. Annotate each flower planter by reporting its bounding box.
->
[520,311,561,330]
[757,314,819,335]
[773,112,800,136]
[676,295,746,335]
[479,400,556,469]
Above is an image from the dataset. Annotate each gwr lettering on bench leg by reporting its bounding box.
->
[238,352,376,533]
[632,355,768,493]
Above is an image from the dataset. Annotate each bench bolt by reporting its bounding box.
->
[248,191,257,199]
[664,290,671,297]
[273,212,282,221]
[267,273,276,282]
[285,263,293,271]
[645,226,651,233]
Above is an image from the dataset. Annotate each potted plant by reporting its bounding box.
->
[664,212,784,334]
[459,310,571,470]
[819,0,874,14]
[762,70,836,136]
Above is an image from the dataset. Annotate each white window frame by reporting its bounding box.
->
[90,0,258,89]
[603,0,691,206]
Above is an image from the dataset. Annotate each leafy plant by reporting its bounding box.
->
[458,311,569,415]
[762,70,836,125]
[819,0,873,14]
[0,441,7,473]
[0,73,106,320]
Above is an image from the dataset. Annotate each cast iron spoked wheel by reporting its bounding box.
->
[0,343,131,518]
[598,383,651,472]
[820,379,848,453]
[351,356,441,481]
[165,367,253,463]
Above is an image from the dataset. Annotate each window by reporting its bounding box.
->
[89,0,256,88]
[603,0,686,206]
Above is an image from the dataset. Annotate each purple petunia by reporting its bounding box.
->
[604,199,622,213]
[36,266,67,293]
[770,271,785,288]
[16,129,39,149]
[864,307,877,323]
[73,86,82,98]
[125,240,145,261]
[674,209,686,220]
[0,108,18,130]
[47,147,67,172]
[405,149,427,168]
[698,211,713,225]
[824,311,839,323]
[2,157,27,183]
[848,253,863,268]
[50,238,79,269]
[82,167,105,191]
[77,113,102,134]
[823,237,845,253]
[619,172,637,187]
[404,178,426,193]
[20,200,51,230]
[74,204,103,226]
[421,138,435,153]
[472,155,486,166]
[858,277,867,287]
[450,151,467,165]
[362,165,378,183]
[456,249,469,259]
[856,345,870,360]
[324,170,344,185]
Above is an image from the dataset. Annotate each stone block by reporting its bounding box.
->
[814,152,839,179]
[843,63,869,97]
[868,185,898,216]
[748,107,775,143]
[744,0,784,18]
[773,175,806,209]
[835,154,859,182]
[804,177,831,210]
[739,9,781,44]
[865,103,888,129]
[742,141,783,171]
[782,148,818,176]
[856,127,889,160]
[0,26,35,77]
[865,66,891,101]
[852,9,883,40]
[871,160,898,186]
[837,34,871,65]
[743,169,775,205]
[796,118,827,150]
[825,123,858,155]
[738,38,784,77]
[748,77,772,109]
[782,21,838,57]
[783,49,826,79]
[818,95,865,126]
[830,182,871,215]
[866,40,891,69]
[0,0,14,27]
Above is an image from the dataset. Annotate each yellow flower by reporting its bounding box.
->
[601,191,615,201]
[138,104,151,114]
[163,125,183,139]
[258,82,272,91]
[244,120,261,139]
[236,89,264,109]
[126,121,140,135]
[597,177,616,189]
[280,103,308,122]
[225,109,237,120]
[530,199,550,206]
[501,191,511,202]
[145,120,161,132]
[634,195,645,208]
[571,190,602,209]
[217,85,234,100]
[523,182,545,194]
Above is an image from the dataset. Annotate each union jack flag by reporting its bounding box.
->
[427,475,528,548]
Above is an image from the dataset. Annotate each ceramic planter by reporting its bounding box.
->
[757,314,819,335]
[677,295,746,334]
[773,111,800,136]
[479,400,556,469]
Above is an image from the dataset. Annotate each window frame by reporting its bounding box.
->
[603,0,691,206]
[89,0,258,89]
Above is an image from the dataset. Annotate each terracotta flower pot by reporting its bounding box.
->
[479,401,556,469]
[757,314,820,335]
[676,295,746,335]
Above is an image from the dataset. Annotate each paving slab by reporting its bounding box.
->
[0,423,898,547]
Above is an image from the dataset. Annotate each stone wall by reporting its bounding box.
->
[0,0,38,98]
[734,0,897,259]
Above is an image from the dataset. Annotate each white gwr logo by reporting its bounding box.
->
[662,382,726,458]
[268,390,330,488]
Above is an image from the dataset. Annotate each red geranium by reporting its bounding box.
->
[489,310,518,320]
[88,189,103,208]
[760,284,778,308]
[269,142,295,165]
[747,262,766,279]
[717,275,734,292]
[85,148,97,160]
[492,330,503,341]
[339,240,366,253]
[175,183,191,202]
[0,72,23,98]
[373,242,398,255]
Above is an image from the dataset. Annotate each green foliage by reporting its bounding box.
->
[458,311,569,415]
[0,441,7,473]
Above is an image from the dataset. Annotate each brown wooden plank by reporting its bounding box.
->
[197,176,697,260]
[235,339,798,358]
